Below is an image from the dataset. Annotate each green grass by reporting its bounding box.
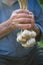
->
[38,36,43,47]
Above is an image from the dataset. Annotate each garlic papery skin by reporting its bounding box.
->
[31,31,36,38]
[26,38,36,47]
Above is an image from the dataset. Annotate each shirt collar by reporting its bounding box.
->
[1,0,18,7]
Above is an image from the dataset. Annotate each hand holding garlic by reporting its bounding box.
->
[16,0,37,48]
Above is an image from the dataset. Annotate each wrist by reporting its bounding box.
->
[33,24,41,36]
[8,19,17,31]
[5,19,13,32]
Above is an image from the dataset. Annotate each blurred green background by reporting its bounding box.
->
[38,0,43,47]
[39,0,43,10]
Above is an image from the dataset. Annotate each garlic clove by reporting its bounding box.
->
[17,35,26,43]
[17,35,22,42]
[26,38,36,47]
[31,31,36,38]
[21,30,31,38]
[22,43,28,48]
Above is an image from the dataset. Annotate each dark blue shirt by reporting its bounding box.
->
[0,0,43,58]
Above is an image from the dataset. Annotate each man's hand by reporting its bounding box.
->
[0,9,40,39]
[9,9,35,30]
[10,9,40,38]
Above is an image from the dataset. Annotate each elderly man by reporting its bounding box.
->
[0,0,43,65]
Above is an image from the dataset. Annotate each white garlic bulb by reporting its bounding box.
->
[16,30,36,48]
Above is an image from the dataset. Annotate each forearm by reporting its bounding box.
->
[0,20,14,39]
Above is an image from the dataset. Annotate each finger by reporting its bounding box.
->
[10,13,17,20]
[29,12,33,15]
[12,14,32,21]
[14,9,30,14]
[16,13,32,19]
[14,18,31,24]
[18,24,31,29]
[30,15,35,28]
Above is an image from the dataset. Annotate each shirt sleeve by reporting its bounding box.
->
[34,0,43,41]
[34,0,43,34]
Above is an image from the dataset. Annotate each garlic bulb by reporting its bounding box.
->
[17,30,36,47]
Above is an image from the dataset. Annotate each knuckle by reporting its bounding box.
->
[11,12,17,18]
[32,15,34,18]
[15,9,23,13]
[25,10,29,13]
[13,9,20,14]
[30,13,34,19]
[29,12,34,15]
[29,12,32,14]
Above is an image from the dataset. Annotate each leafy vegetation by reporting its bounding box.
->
[38,0,43,47]
[38,36,43,47]
[39,0,43,4]
[39,0,43,10]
